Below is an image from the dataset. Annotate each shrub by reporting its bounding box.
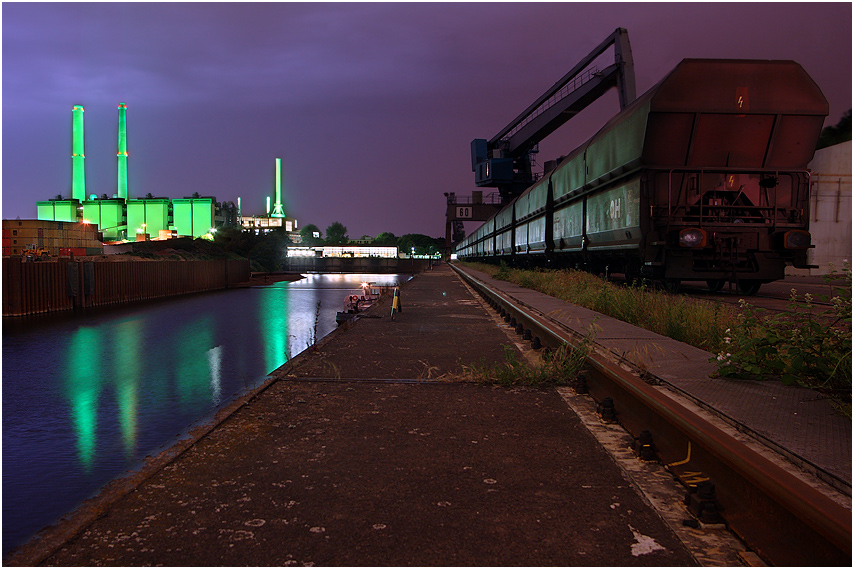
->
[714,264,852,409]
[464,262,735,353]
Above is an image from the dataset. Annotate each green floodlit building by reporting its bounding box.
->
[172,197,215,238]
[37,199,80,223]
[82,198,126,241]
[126,198,170,239]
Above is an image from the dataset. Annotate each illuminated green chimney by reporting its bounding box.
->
[117,103,128,199]
[271,157,285,218]
[71,105,85,201]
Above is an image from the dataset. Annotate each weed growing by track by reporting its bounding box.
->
[714,264,852,412]
[465,342,589,386]
[471,261,736,352]
[462,261,852,408]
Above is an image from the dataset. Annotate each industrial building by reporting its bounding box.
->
[33,103,297,244]
[287,245,399,259]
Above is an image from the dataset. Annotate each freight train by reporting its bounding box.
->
[454,59,829,295]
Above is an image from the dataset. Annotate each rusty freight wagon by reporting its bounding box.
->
[456,59,829,295]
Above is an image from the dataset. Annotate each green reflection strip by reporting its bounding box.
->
[113,319,141,458]
[176,315,214,405]
[66,326,102,471]
[260,286,289,373]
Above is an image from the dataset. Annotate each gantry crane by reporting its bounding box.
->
[470,28,636,201]
[445,28,637,257]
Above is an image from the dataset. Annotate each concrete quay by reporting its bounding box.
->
[8,264,712,566]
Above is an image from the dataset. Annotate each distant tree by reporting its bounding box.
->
[397,233,443,256]
[818,109,852,149]
[300,224,323,245]
[266,225,293,251]
[249,238,284,272]
[325,221,349,245]
[213,225,292,270]
[213,225,254,256]
[374,231,397,245]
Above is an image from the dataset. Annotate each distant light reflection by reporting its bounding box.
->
[208,345,223,404]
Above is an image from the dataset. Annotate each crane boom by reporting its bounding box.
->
[471,28,636,200]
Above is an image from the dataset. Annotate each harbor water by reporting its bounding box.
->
[2,273,406,556]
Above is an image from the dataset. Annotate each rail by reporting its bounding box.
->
[451,263,851,566]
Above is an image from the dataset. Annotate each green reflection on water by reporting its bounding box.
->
[176,315,215,405]
[61,287,294,471]
[66,327,102,472]
[259,286,290,374]
[113,319,141,459]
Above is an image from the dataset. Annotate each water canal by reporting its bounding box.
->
[2,273,407,556]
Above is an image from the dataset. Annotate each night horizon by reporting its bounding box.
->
[3,3,851,239]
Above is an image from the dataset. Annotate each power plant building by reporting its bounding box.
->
[126,197,170,239]
[36,199,80,224]
[33,103,297,244]
[172,197,216,239]
[81,198,125,240]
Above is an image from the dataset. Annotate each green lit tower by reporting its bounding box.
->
[117,102,128,199]
[71,105,86,201]
[271,157,285,218]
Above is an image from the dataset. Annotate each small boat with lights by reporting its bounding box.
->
[335,282,381,324]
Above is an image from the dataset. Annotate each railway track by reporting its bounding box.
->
[679,279,844,321]
[453,265,851,566]
[606,273,842,317]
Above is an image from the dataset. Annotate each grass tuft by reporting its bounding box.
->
[465,262,735,353]
[463,341,589,387]
[460,261,851,409]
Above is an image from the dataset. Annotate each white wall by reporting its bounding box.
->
[788,140,852,276]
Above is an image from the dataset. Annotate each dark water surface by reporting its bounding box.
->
[2,273,405,555]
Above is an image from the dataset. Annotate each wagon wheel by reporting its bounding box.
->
[662,279,681,294]
[706,279,725,292]
[736,280,762,296]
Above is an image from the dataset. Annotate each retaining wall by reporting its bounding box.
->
[3,258,250,317]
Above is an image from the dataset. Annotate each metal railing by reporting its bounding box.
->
[501,66,600,144]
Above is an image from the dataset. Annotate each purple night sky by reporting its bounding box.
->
[2,3,851,239]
